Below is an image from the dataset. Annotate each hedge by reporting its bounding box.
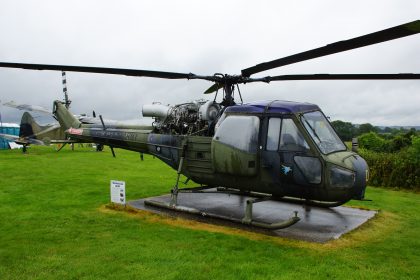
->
[358,148,420,190]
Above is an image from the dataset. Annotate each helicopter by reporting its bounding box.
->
[0,19,419,229]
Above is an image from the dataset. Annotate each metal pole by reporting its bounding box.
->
[170,142,187,206]
[62,71,71,108]
[352,137,359,152]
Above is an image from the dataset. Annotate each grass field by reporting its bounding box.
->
[0,146,419,279]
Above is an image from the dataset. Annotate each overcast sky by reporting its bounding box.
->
[0,0,419,126]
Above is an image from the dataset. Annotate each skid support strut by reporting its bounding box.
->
[242,197,300,229]
[170,142,187,207]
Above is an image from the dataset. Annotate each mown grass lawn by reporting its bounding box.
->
[0,146,419,279]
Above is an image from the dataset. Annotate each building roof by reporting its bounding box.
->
[0,123,19,128]
[225,100,320,114]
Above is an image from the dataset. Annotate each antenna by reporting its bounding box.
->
[62,71,71,108]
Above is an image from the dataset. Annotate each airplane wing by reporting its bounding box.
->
[3,101,51,114]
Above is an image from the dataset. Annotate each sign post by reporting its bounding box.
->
[110,180,126,205]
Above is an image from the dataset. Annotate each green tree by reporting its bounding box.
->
[331,120,356,141]
[390,135,411,151]
[410,135,420,153]
[358,123,377,135]
[383,127,392,133]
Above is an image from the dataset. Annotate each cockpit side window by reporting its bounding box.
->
[280,119,310,151]
[214,115,260,153]
[266,117,310,152]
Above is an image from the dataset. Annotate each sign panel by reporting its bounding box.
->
[110,180,126,205]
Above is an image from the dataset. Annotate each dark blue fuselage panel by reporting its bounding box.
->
[225,100,320,114]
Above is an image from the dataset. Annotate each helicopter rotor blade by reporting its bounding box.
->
[0,62,195,80]
[204,83,224,94]
[262,73,420,82]
[241,20,420,77]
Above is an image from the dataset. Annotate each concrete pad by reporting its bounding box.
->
[128,189,377,243]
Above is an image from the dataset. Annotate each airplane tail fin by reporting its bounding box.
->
[53,100,81,130]
[19,111,65,144]
[19,112,45,138]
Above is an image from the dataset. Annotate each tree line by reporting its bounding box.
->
[331,120,418,142]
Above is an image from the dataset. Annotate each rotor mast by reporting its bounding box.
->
[222,83,235,106]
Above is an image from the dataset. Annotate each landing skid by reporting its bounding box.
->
[144,186,300,230]
[216,187,348,208]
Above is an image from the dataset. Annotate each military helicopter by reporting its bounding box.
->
[1,20,419,229]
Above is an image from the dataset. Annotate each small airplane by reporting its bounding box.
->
[1,72,150,152]
[0,19,419,229]
[2,103,149,152]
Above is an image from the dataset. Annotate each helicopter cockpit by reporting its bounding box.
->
[211,100,367,202]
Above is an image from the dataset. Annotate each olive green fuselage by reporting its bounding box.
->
[68,127,363,203]
[55,100,367,203]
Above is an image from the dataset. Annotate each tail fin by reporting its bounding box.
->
[19,112,44,138]
[19,111,66,143]
[53,100,81,130]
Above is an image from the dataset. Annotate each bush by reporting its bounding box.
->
[359,148,420,190]
[355,131,419,189]
[359,131,417,153]
[358,132,390,152]
[389,135,411,151]
[411,135,420,153]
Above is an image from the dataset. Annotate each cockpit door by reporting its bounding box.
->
[261,117,320,196]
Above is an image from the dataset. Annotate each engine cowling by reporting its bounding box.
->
[141,100,221,135]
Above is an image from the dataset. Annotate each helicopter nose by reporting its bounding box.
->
[350,155,369,200]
